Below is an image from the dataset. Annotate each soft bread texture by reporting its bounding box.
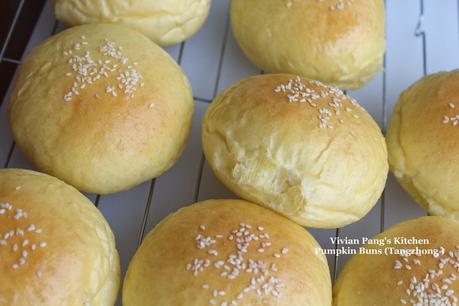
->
[231,0,385,89]
[9,24,193,194]
[387,70,459,219]
[334,216,459,305]
[54,0,211,46]
[202,74,388,228]
[0,169,120,306]
[123,199,331,306]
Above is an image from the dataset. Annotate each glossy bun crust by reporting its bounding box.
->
[202,74,388,228]
[0,169,120,306]
[387,70,459,219]
[231,0,385,89]
[54,0,211,46]
[123,199,332,306]
[334,216,459,305]
[9,24,193,194]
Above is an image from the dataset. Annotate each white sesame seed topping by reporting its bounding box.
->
[62,37,144,102]
[1,202,47,272]
[187,223,288,305]
[394,246,459,304]
[274,76,360,129]
[442,102,459,126]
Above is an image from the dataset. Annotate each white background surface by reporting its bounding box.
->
[0,0,457,304]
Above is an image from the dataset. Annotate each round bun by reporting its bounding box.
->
[123,199,331,306]
[230,0,385,89]
[202,74,388,228]
[387,70,459,219]
[54,0,211,46]
[9,24,193,194]
[0,168,120,306]
[334,216,459,305]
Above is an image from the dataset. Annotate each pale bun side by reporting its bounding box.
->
[9,24,193,194]
[202,74,388,228]
[334,216,459,306]
[0,168,120,306]
[54,0,211,46]
[387,70,459,219]
[231,0,385,89]
[123,199,332,306]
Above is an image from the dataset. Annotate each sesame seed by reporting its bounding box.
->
[187,223,288,304]
[63,37,144,102]
[274,77,360,129]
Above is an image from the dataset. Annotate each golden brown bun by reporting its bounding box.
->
[387,70,459,219]
[334,216,459,305]
[0,168,120,306]
[202,74,388,228]
[54,0,211,46]
[123,199,331,306]
[9,24,193,194]
[230,0,385,89]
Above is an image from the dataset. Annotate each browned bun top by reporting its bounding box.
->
[9,24,193,194]
[0,168,120,306]
[123,199,332,306]
[334,216,459,306]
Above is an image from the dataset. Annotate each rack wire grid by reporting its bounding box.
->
[1,0,458,304]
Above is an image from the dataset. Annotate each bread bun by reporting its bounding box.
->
[123,199,331,306]
[230,0,385,89]
[54,0,211,46]
[202,74,388,228]
[9,24,193,194]
[334,216,459,305]
[0,168,119,306]
[387,70,459,219]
